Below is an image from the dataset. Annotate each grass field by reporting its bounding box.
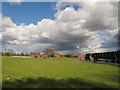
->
[2,56,119,88]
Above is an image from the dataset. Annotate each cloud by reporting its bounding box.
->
[7,0,23,4]
[2,2,118,54]
[55,2,118,31]
[100,29,118,48]
[82,2,118,31]
[2,16,16,30]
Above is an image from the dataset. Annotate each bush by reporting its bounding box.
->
[34,56,37,58]
[64,54,73,58]
[5,52,10,56]
[51,54,54,57]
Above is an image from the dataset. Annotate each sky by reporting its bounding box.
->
[2,2,55,25]
[1,1,119,54]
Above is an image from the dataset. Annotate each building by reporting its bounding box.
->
[30,52,62,58]
[40,53,50,58]
[54,52,62,57]
[30,52,52,58]
[30,52,41,58]
[74,54,85,60]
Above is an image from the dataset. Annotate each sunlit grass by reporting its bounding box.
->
[2,56,119,88]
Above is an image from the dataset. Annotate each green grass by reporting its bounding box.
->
[2,56,119,88]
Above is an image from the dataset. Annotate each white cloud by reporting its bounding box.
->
[2,2,118,54]
[2,16,16,29]
[7,0,23,4]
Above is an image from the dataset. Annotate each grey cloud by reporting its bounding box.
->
[82,2,118,31]
[2,2,118,53]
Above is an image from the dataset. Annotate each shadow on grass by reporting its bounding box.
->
[2,77,117,88]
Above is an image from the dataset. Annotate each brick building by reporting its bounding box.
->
[54,52,62,57]
[74,54,85,60]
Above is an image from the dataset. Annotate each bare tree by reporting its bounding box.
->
[116,30,120,50]
[43,48,54,55]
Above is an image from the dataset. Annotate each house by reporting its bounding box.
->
[54,52,62,57]
[30,52,41,58]
[74,54,85,60]
[40,53,50,58]
[30,52,62,58]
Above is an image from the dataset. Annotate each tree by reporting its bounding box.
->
[21,53,25,56]
[116,30,120,50]
[5,52,10,56]
[64,54,73,58]
[118,31,120,49]
[24,53,29,56]
[43,48,54,55]
[4,49,7,52]
[2,48,14,56]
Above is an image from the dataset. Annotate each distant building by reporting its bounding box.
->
[30,52,62,58]
[30,52,51,58]
[40,53,50,58]
[30,52,41,58]
[74,54,85,60]
[54,52,62,57]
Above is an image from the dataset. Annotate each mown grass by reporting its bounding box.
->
[2,56,119,88]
